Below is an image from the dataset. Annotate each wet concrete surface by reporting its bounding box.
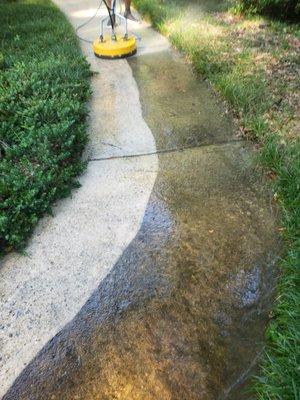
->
[129,51,236,151]
[2,8,280,400]
[4,143,279,400]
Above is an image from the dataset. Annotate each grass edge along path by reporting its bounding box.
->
[133,1,300,398]
[0,0,91,253]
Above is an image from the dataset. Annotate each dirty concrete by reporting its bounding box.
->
[1,1,280,399]
[129,51,236,151]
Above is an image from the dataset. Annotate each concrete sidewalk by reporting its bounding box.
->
[1,2,279,399]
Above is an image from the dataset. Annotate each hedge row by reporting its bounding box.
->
[0,0,91,251]
[237,0,300,20]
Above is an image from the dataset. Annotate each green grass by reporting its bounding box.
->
[0,0,91,251]
[133,0,300,398]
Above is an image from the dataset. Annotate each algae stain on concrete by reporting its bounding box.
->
[129,50,237,151]
[125,49,280,398]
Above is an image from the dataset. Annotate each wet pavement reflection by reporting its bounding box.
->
[3,51,280,399]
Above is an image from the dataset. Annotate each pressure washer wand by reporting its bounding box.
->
[103,0,117,39]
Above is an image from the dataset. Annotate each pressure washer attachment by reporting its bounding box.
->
[93,0,137,59]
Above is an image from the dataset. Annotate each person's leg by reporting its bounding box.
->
[124,0,137,21]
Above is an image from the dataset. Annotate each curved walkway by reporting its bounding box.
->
[0,3,159,396]
[1,1,279,399]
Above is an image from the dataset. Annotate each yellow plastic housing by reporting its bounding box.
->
[93,35,137,59]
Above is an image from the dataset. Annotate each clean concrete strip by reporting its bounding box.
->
[0,1,159,396]
[60,1,170,160]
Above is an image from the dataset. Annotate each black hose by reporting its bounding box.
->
[102,0,116,31]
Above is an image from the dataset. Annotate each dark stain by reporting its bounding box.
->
[129,51,237,151]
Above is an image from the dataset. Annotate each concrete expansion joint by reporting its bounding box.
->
[88,138,244,162]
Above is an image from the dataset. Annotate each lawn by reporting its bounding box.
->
[133,0,300,398]
[0,0,91,252]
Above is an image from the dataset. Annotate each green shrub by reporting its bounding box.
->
[236,0,300,20]
[0,0,91,251]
